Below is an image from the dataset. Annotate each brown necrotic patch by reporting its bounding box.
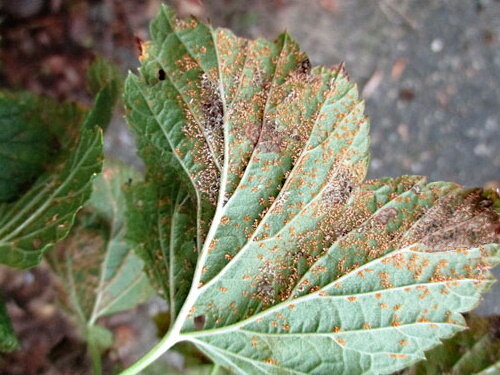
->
[323,168,355,206]
[251,238,327,305]
[245,121,262,146]
[200,72,224,165]
[373,207,399,225]
[258,119,284,153]
[402,188,500,250]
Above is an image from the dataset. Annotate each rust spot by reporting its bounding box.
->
[391,315,401,326]
[264,359,278,365]
[389,353,407,358]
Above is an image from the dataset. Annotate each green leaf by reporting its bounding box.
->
[0,57,120,269]
[0,296,18,352]
[83,57,122,130]
[47,161,153,325]
[0,127,103,269]
[85,324,114,352]
[404,314,500,375]
[47,161,154,373]
[123,5,500,374]
[0,91,84,203]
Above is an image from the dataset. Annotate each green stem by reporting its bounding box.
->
[87,330,103,375]
[118,327,180,375]
[210,363,220,375]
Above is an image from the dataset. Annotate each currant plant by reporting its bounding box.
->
[0,57,118,352]
[123,5,499,375]
[46,161,154,375]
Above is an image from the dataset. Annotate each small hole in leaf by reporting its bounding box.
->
[299,58,311,74]
[158,69,166,81]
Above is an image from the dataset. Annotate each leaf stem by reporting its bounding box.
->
[118,326,181,375]
[88,338,102,375]
[210,363,220,375]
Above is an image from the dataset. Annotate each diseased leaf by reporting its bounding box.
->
[125,176,197,320]
[48,161,153,325]
[0,127,103,269]
[124,6,500,374]
[404,314,500,375]
[0,296,18,352]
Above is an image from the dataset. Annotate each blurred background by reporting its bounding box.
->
[0,0,499,374]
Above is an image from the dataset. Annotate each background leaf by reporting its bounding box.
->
[0,57,121,270]
[0,91,84,203]
[403,314,500,375]
[47,160,154,372]
[0,127,103,269]
[125,6,500,374]
[48,160,153,326]
[0,296,18,352]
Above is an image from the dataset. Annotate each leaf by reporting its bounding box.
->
[83,57,122,131]
[124,5,500,374]
[0,91,84,203]
[0,296,18,352]
[48,161,153,326]
[143,362,226,375]
[125,177,197,320]
[0,57,121,269]
[403,314,500,375]
[85,324,114,352]
[143,361,229,375]
[0,127,103,269]
[47,161,154,373]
